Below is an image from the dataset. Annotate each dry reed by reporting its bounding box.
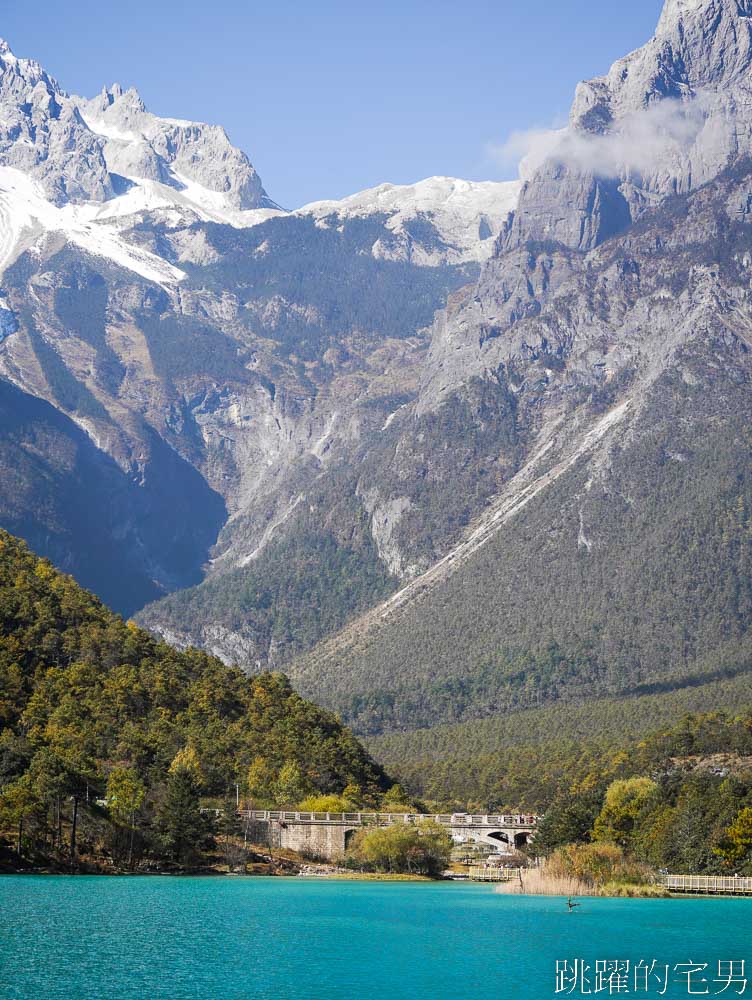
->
[494,868,669,898]
[494,869,598,897]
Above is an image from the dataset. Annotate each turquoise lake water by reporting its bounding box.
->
[2,877,752,999]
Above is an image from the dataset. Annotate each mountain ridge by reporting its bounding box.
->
[0,36,515,618]
[4,0,752,759]
[270,0,752,734]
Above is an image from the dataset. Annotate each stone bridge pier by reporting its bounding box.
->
[240,810,539,862]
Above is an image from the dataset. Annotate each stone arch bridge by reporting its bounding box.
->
[240,810,539,861]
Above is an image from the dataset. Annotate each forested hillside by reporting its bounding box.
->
[372,672,752,806]
[0,531,386,868]
[529,712,752,876]
[381,707,752,875]
[290,163,752,735]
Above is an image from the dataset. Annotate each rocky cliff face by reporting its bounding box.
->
[505,0,752,253]
[270,0,752,733]
[413,0,752,417]
[77,84,273,211]
[0,38,273,212]
[0,39,515,618]
[289,157,752,730]
[4,0,752,744]
[0,40,112,204]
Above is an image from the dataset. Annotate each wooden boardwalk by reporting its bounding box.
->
[466,872,752,892]
[659,874,752,895]
[468,866,524,882]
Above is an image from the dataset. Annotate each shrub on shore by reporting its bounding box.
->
[343,819,452,877]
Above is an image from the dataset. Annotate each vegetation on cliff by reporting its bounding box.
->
[292,362,752,735]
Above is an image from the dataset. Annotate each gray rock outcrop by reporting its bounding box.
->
[504,0,752,252]
[0,38,273,210]
[77,84,273,209]
[0,40,113,203]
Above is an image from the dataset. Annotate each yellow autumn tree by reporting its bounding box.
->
[169,745,204,786]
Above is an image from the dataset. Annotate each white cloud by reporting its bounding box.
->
[491,95,710,184]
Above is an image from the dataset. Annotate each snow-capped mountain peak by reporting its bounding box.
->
[299,176,521,266]
[0,38,286,282]
[76,83,274,213]
[0,38,521,280]
[0,36,49,83]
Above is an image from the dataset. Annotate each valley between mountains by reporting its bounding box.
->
[3,0,752,790]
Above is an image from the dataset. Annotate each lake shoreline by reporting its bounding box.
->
[0,862,437,881]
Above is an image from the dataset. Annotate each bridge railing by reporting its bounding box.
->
[240,809,539,827]
[658,874,752,895]
[469,866,525,882]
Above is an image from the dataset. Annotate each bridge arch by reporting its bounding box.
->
[486,831,512,847]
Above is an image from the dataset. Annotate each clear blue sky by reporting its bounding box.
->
[3,0,664,208]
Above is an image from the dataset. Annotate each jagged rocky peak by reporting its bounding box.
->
[504,0,752,253]
[0,36,273,211]
[94,82,146,113]
[572,0,752,129]
[0,38,113,204]
[76,80,273,210]
[0,36,55,95]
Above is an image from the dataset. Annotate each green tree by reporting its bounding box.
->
[342,784,363,806]
[246,757,276,804]
[347,819,452,876]
[717,807,752,870]
[106,767,146,867]
[155,767,212,865]
[0,777,39,859]
[27,748,74,852]
[381,783,410,807]
[297,793,356,812]
[593,778,658,848]
[168,746,204,785]
[217,795,245,871]
[532,789,603,854]
[380,783,424,813]
[274,761,310,806]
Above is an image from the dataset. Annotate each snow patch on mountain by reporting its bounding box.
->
[0,166,184,284]
[0,37,521,271]
[299,177,521,265]
[76,169,285,230]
